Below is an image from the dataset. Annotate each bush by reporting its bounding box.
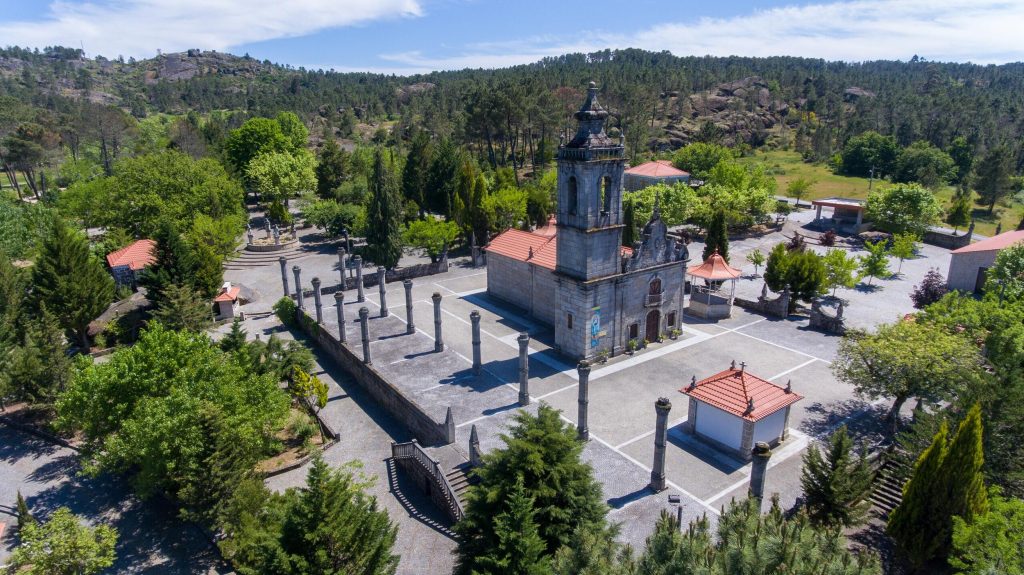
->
[820,229,837,247]
[273,296,298,327]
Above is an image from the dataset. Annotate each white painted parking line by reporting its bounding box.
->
[615,416,690,449]
[766,358,819,381]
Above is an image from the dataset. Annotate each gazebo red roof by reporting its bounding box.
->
[214,286,241,302]
[681,365,803,422]
[687,251,741,280]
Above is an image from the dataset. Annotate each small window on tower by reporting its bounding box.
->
[568,176,578,216]
[567,313,573,330]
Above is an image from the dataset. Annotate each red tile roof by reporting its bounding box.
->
[952,230,1024,254]
[487,226,635,271]
[214,286,241,302]
[106,239,156,271]
[681,366,803,422]
[625,160,689,178]
[687,251,741,280]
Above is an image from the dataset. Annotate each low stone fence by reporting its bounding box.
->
[245,238,298,252]
[294,309,454,446]
[734,285,790,318]
[923,227,973,250]
[809,299,847,334]
[300,256,450,299]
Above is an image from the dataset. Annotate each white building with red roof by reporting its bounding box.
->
[681,362,803,460]
[485,83,691,360]
[623,160,690,191]
[105,239,156,287]
[947,230,1024,293]
[213,282,242,321]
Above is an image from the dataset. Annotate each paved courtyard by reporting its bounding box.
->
[225,223,939,556]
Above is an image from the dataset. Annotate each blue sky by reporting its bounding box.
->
[1,0,1022,74]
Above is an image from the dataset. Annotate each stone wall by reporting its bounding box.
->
[923,226,973,251]
[809,299,846,334]
[294,309,452,446]
[947,250,997,292]
[733,285,790,318]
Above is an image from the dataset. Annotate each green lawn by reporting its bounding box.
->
[739,150,1022,237]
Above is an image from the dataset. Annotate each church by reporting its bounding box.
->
[486,82,690,361]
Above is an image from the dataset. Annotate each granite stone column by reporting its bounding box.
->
[517,333,531,406]
[337,248,347,289]
[354,255,365,302]
[749,442,772,503]
[377,267,388,317]
[334,292,347,343]
[359,307,371,364]
[403,280,415,334]
[650,397,672,492]
[311,277,323,323]
[470,311,482,375]
[469,424,482,467]
[577,360,591,441]
[279,256,289,296]
[292,266,304,309]
[432,293,444,352]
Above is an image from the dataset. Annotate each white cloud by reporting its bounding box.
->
[371,0,1024,74]
[0,0,423,59]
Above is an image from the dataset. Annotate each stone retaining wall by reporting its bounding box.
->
[245,239,298,252]
[734,286,790,318]
[294,309,452,446]
[923,228,973,250]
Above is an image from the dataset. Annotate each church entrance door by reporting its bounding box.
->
[645,309,660,342]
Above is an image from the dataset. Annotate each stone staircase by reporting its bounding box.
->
[870,453,908,517]
[444,464,475,510]
[385,458,458,539]
[223,243,307,271]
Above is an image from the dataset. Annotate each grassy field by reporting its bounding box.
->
[739,150,1022,237]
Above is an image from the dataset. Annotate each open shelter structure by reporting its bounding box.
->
[686,250,741,319]
[811,197,870,233]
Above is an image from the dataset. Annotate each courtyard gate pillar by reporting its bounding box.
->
[279,257,289,296]
[517,333,531,406]
[444,407,455,444]
[749,442,772,505]
[577,360,591,441]
[292,266,304,309]
[311,277,323,323]
[469,424,482,466]
[334,291,347,343]
[358,307,372,364]
[432,293,444,352]
[470,311,482,375]
[337,248,347,289]
[354,255,365,302]
[377,267,388,317]
[649,397,672,492]
[403,280,415,334]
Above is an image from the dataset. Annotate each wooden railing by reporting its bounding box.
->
[392,440,465,523]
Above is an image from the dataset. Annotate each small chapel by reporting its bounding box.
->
[486,82,691,361]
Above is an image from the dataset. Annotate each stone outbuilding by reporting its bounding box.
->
[105,239,156,287]
[681,362,803,461]
[947,230,1024,293]
[213,282,241,321]
[486,82,690,361]
[623,160,690,191]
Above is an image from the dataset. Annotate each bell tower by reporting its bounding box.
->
[555,82,625,281]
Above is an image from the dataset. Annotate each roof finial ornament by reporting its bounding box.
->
[730,359,736,370]
[740,361,746,372]
[746,397,755,414]
[785,379,792,394]
[528,246,533,259]
[689,374,697,390]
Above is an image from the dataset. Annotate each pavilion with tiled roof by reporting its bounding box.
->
[681,361,803,460]
[686,250,741,320]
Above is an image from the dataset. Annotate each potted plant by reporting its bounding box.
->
[595,349,609,364]
[670,328,682,340]
[626,339,638,354]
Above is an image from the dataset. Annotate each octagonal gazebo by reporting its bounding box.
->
[687,250,741,319]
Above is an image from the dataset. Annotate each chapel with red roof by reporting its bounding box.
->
[486,82,691,360]
[681,361,803,460]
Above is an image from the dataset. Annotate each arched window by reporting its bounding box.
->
[600,176,612,214]
[567,176,578,216]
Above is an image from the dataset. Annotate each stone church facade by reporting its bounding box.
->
[487,83,690,361]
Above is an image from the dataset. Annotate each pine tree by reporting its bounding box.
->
[888,421,950,568]
[16,490,35,530]
[31,219,114,349]
[426,137,460,216]
[974,145,1013,214]
[401,128,432,214]
[702,210,729,262]
[315,135,349,199]
[455,405,607,575]
[220,319,248,354]
[151,283,211,332]
[141,219,198,306]
[800,425,874,527]
[280,454,399,574]
[473,477,552,575]
[946,191,972,233]
[365,149,403,269]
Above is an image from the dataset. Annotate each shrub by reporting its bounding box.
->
[273,296,298,327]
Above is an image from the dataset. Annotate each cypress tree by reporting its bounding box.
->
[473,476,552,575]
[622,197,636,247]
[365,149,403,269]
[800,424,874,527]
[16,490,34,530]
[702,210,729,262]
[942,404,989,537]
[401,128,432,214]
[220,319,248,354]
[888,421,950,568]
[31,219,114,349]
[141,219,198,305]
[315,135,349,199]
[151,283,211,332]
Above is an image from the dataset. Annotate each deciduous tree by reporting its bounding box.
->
[910,268,949,308]
[865,183,943,236]
[857,240,890,286]
[8,507,118,575]
[823,249,859,296]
